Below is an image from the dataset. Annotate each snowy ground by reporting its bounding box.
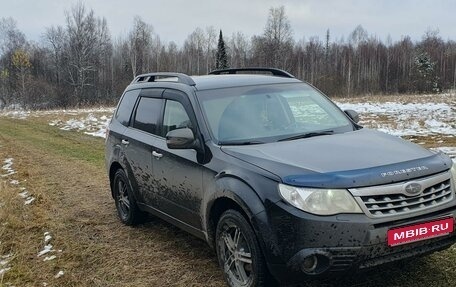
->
[49,113,111,138]
[336,101,456,137]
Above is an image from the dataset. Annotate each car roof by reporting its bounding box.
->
[191,74,301,91]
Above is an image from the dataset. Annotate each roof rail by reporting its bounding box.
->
[132,72,196,86]
[209,67,295,78]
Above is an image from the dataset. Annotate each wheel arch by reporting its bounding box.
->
[109,161,124,198]
[205,175,266,250]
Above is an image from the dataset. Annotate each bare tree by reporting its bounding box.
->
[0,17,26,56]
[228,32,250,68]
[205,26,217,72]
[64,3,99,104]
[262,6,294,68]
[44,26,65,87]
[128,16,153,77]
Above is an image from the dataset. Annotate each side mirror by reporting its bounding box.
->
[166,128,197,149]
[344,109,359,124]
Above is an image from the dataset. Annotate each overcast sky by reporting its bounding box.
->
[2,0,456,45]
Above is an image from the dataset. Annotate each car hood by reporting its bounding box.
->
[220,129,453,188]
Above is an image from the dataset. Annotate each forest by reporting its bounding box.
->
[1,3,456,109]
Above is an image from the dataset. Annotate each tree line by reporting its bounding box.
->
[1,4,455,109]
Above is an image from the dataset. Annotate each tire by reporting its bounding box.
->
[216,210,268,287]
[112,169,146,225]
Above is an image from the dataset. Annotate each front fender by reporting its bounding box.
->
[204,174,283,265]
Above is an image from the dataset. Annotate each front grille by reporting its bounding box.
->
[362,180,452,216]
[350,171,454,218]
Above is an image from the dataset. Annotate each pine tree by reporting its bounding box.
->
[412,52,440,93]
[215,30,228,70]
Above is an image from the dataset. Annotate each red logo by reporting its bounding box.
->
[387,217,454,247]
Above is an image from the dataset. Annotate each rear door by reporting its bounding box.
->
[121,88,164,205]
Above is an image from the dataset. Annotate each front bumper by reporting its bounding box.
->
[255,200,456,283]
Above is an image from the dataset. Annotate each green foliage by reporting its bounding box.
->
[412,52,440,93]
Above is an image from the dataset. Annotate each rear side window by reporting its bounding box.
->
[115,89,140,126]
[133,97,163,135]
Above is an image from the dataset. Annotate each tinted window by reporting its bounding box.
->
[133,97,163,135]
[115,89,140,126]
[162,100,191,136]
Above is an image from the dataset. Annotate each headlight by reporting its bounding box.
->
[278,184,362,215]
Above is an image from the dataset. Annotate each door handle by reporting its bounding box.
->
[121,139,129,145]
[152,151,163,159]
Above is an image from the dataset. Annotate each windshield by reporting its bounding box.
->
[196,83,353,144]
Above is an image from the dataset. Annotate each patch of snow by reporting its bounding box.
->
[0,266,11,275]
[16,186,35,206]
[44,232,52,244]
[43,255,56,262]
[54,270,64,278]
[24,197,35,205]
[9,180,19,185]
[0,253,13,276]
[84,128,107,138]
[38,232,62,264]
[18,191,28,198]
[60,119,87,131]
[50,113,112,138]
[1,158,16,177]
[0,110,30,119]
[37,244,53,257]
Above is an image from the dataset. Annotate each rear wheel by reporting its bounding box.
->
[216,210,267,287]
[112,169,146,225]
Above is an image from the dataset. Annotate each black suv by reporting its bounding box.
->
[106,68,456,286]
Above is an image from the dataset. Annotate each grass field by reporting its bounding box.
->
[0,95,455,286]
[0,118,224,287]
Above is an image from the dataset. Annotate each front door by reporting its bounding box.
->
[150,89,204,230]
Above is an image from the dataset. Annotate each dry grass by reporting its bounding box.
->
[0,118,224,287]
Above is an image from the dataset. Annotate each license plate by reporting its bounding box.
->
[387,217,454,247]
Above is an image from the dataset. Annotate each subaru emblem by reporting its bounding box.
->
[404,182,422,196]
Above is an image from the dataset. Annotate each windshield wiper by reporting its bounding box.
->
[277,130,334,142]
[218,140,265,146]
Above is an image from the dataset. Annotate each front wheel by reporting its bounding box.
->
[216,210,267,287]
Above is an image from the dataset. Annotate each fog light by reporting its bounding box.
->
[301,255,318,273]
